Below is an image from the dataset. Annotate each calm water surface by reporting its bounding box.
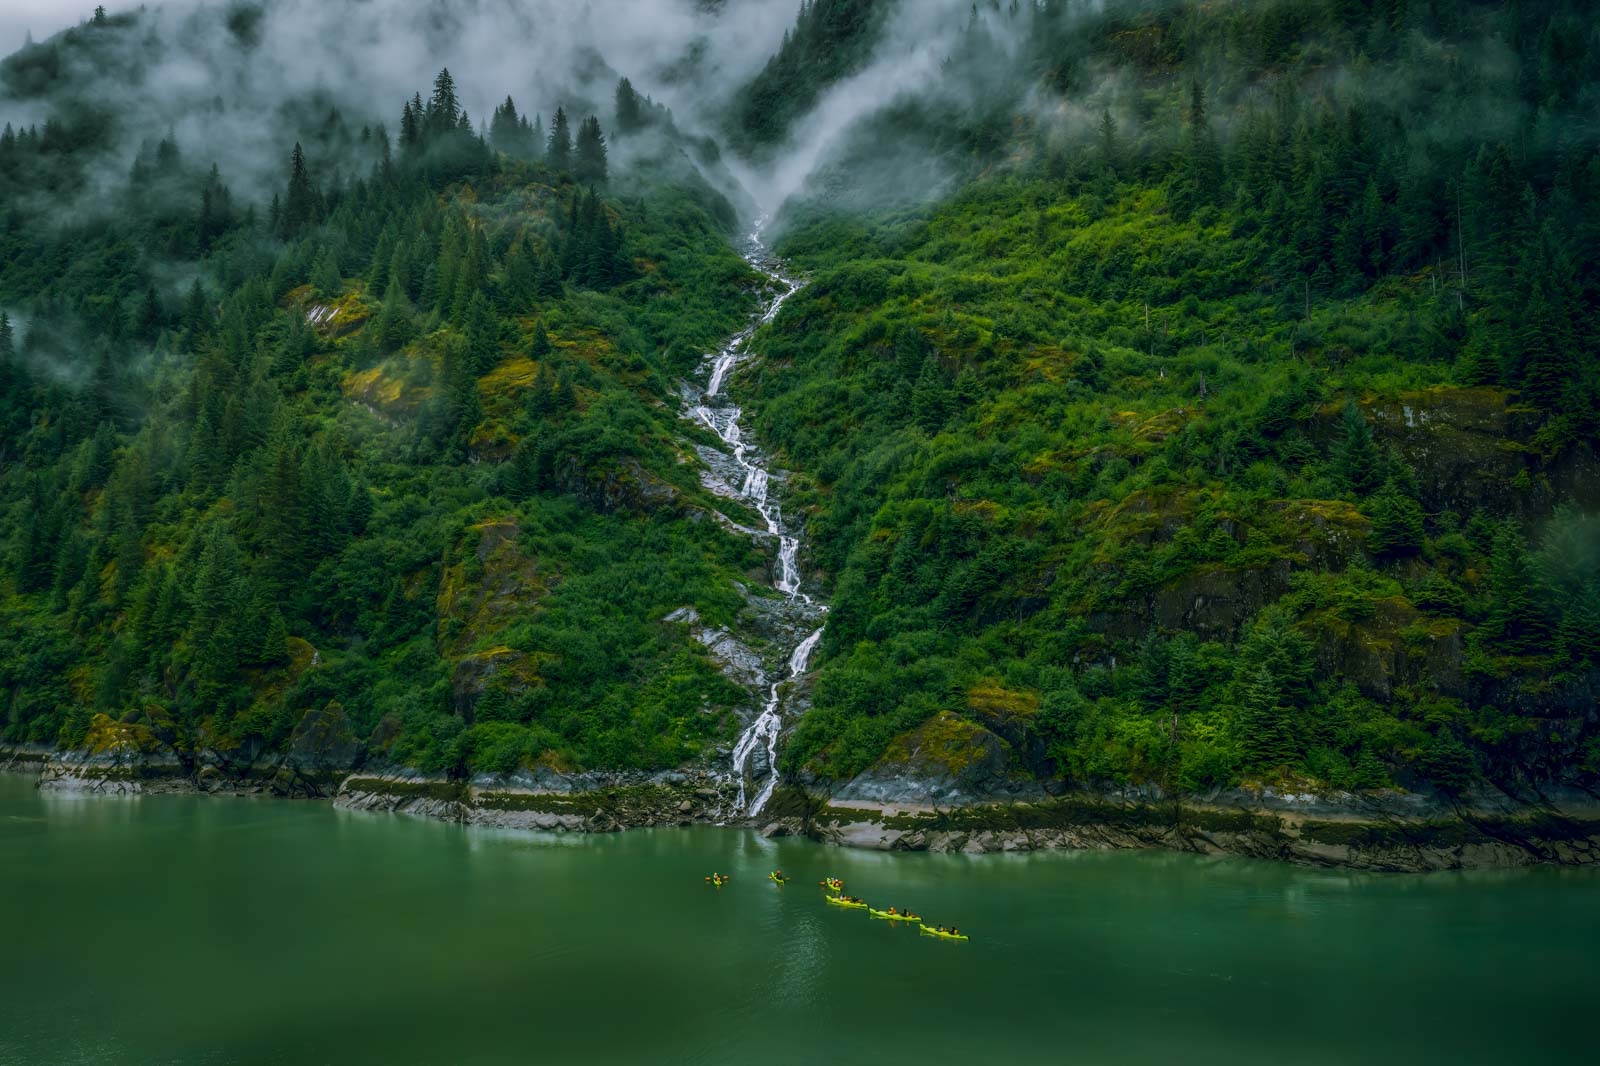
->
[1,774,1595,1065]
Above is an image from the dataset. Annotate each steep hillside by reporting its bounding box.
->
[740,0,1600,809]
[1,0,1597,855]
[0,51,788,784]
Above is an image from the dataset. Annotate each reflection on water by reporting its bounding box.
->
[1,774,1596,1066]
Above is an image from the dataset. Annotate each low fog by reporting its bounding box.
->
[0,0,803,208]
[0,0,1058,225]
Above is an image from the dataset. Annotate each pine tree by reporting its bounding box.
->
[1135,631,1171,711]
[429,69,460,134]
[311,245,341,296]
[490,96,522,155]
[547,107,572,172]
[1097,107,1118,176]
[372,275,413,352]
[1366,480,1424,556]
[534,251,562,298]
[1236,665,1294,770]
[576,116,608,185]
[1482,524,1552,655]
[188,523,246,702]
[283,142,319,237]
[463,292,499,374]
[259,610,290,666]
[1331,402,1380,495]
[910,355,948,432]
[507,435,542,501]
[529,321,553,360]
[615,78,644,134]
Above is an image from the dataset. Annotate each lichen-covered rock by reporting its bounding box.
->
[285,701,364,774]
[1310,597,1467,700]
[835,711,1038,806]
[1319,387,1600,519]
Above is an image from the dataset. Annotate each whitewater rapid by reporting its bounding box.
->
[685,222,825,818]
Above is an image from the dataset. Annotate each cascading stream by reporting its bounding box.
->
[684,220,825,818]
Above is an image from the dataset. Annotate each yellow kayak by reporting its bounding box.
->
[919,925,969,941]
[869,909,920,921]
[769,873,787,885]
[825,896,868,909]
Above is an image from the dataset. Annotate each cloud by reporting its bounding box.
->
[1,0,799,205]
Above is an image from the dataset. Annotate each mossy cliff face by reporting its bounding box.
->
[436,518,546,720]
[1339,388,1600,519]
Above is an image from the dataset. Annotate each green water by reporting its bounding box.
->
[2,775,1596,1065]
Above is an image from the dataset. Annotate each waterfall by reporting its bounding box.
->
[684,220,825,819]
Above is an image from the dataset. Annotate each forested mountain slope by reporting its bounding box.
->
[743,0,1600,804]
[0,21,775,780]
[0,0,1597,828]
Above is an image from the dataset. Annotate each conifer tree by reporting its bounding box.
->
[311,245,341,296]
[429,69,460,134]
[1366,480,1424,557]
[282,142,319,237]
[464,292,499,374]
[490,96,522,155]
[614,79,644,134]
[576,116,608,185]
[911,355,948,432]
[1482,524,1552,655]
[547,107,572,172]
[1331,402,1380,496]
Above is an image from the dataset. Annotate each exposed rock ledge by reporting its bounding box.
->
[333,765,737,831]
[755,785,1600,872]
[7,745,1600,871]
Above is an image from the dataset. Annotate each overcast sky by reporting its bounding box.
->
[0,0,84,59]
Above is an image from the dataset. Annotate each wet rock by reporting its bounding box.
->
[286,701,363,774]
[835,712,1041,806]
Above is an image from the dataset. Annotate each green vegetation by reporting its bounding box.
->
[0,57,766,776]
[1,0,1597,807]
[749,0,1600,796]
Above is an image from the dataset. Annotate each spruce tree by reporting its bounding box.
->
[311,245,341,296]
[576,116,608,185]
[490,96,522,155]
[529,322,553,360]
[283,142,319,237]
[259,610,290,666]
[1483,524,1552,655]
[615,78,644,134]
[429,68,460,134]
[911,355,948,432]
[1331,402,1380,496]
[547,107,572,172]
[464,292,499,374]
[1366,480,1424,557]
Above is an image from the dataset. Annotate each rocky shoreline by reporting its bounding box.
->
[7,744,1599,872]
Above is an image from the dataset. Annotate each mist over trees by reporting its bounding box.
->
[0,0,1596,803]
